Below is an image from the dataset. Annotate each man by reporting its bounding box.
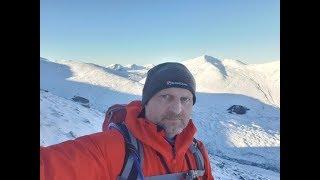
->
[40,62,214,180]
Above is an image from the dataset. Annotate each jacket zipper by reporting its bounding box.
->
[172,144,176,158]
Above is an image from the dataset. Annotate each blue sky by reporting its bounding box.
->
[41,0,279,66]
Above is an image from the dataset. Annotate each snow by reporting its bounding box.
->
[40,55,280,179]
[193,93,279,177]
[182,55,280,107]
[40,59,142,112]
[40,89,105,146]
[104,63,151,82]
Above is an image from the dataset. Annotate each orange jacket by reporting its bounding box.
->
[40,101,214,180]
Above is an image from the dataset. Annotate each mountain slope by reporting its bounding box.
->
[40,89,105,146]
[40,59,142,112]
[182,55,279,107]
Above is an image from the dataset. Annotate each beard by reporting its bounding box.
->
[158,112,189,138]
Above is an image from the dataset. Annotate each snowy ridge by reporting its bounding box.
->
[40,59,142,112]
[60,60,143,94]
[106,63,151,82]
[182,55,279,107]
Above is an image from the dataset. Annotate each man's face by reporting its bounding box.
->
[145,87,193,138]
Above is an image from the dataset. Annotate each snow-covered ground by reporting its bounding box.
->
[40,55,280,179]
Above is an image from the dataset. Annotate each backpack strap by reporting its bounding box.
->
[108,123,144,180]
[189,138,205,171]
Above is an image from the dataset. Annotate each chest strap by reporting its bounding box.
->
[145,170,205,180]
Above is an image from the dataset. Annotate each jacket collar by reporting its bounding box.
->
[124,100,197,161]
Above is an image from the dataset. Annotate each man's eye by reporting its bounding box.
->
[181,97,191,103]
[160,94,170,99]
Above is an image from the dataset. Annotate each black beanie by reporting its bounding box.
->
[142,62,196,106]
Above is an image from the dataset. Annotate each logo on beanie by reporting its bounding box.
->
[166,81,188,87]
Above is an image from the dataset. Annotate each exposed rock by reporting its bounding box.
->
[227,105,249,114]
[72,96,90,108]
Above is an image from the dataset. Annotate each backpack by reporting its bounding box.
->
[102,104,127,131]
[103,104,206,180]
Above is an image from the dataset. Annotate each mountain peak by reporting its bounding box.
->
[194,55,222,64]
[203,54,219,61]
[124,64,145,70]
[182,55,222,66]
[107,64,125,71]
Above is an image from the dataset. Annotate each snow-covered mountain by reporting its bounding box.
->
[184,55,279,107]
[106,63,152,82]
[40,55,280,180]
[40,58,142,112]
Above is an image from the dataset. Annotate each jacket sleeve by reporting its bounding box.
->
[40,130,125,180]
[197,141,214,180]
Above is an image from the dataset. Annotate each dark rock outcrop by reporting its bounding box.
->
[227,105,249,114]
[72,96,90,108]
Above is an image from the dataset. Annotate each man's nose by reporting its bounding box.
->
[168,100,182,114]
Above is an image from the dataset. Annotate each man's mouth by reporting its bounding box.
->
[163,117,179,121]
[163,118,180,125]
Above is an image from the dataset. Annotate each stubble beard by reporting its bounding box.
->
[159,112,189,138]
